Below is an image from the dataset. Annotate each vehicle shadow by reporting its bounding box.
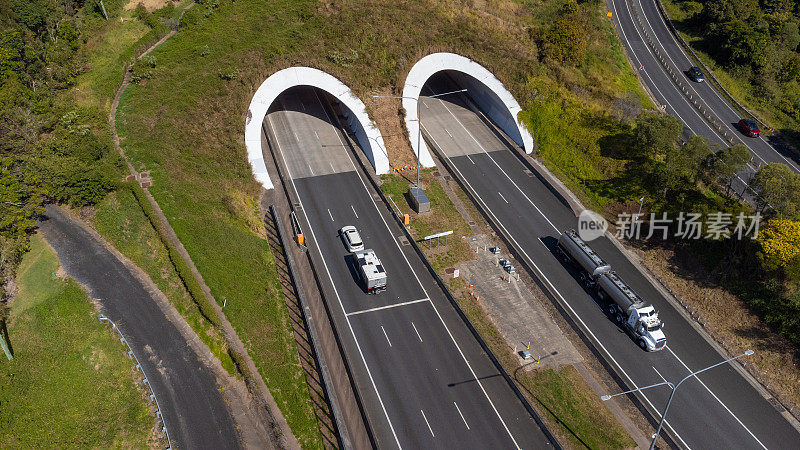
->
[343,253,368,294]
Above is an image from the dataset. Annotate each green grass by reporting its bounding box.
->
[520,76,645,210]
[0,235,154,448]
[453,284,634,449]
[380,169,475,271]
[93,186,236,375]
[76,10,151,110]
[110,0,657,446]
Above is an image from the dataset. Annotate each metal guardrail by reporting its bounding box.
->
[652,0,773,133]
[97,314,171,449]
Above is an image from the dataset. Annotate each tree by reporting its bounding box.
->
[707,144,751,183]
[702,0,759,24]
[0,160,45,238]
[751,163,800,218]
[756,219,800,272]
[680,135,713,183]
[777,19,800,52]
[0,29,24,82]
[719,20,771,69]
[632,112,684,160]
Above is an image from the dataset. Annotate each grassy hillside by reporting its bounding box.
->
[0,235,154,447]
[113,0,652,446]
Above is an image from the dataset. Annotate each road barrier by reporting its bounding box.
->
[651,0,772,133]
[269,205,348,449]
[97,314,171,449]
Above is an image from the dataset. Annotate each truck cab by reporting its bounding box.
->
[628,305,666,351]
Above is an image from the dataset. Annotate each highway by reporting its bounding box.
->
[262,86,555,449]
[419,73,800,448]
[608,0,800,185]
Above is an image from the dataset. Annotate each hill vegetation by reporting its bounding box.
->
[0,234,154,447]
[664,0,800,146]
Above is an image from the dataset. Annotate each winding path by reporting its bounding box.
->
[108,4,298,448]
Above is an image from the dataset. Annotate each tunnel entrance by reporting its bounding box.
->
[263,86,371,180]
[245,67,388,190]
[402,53,534,168]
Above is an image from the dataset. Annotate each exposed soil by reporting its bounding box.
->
[365,95,418,170]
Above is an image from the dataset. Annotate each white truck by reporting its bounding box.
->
[557,229,666,351]
[354,249,387,294]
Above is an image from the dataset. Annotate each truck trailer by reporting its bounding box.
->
[354,249,387,294]
[557,229,666,351]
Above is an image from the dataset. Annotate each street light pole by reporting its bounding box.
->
[600,349,754,450]
[373,88,466,188]
[637,196,645,217]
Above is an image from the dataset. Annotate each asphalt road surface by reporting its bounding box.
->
[262,86,555,449]
[608,0,800,197]
[419,74,800,449]
[38,206,240,450]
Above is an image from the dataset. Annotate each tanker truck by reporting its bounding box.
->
[557,229,666,351]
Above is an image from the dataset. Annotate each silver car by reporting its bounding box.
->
[339,226,364,252]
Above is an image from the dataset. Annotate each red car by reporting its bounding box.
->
[738,119,760,137]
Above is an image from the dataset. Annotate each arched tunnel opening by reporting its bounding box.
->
[420,70,527,152]
[245,67,388,190]
[263,86,374,180]
[401,53,534,169]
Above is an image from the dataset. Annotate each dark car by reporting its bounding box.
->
[738,119,760,137]
[687,66,705,82]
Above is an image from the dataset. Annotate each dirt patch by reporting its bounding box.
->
[124,0,174,11]
[633,242,800,414]
[366,94,417,170]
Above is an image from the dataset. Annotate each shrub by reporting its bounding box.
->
[542,13,587,65]
[757,219,800,272]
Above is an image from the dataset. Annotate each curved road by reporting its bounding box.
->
[608,0,800,199]
[39,206,241,449]
[419,73,800,449]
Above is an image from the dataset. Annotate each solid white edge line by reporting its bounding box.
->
[454,401,470,430]
[635,0,800,171]
[265,108,404,450]
[422,118,690,449]
[346,298,429,317]
[629,0,776,166]
[313,88,522,449]
[420,410,435,437]
[612,0,778,180]
[665,347,767,449]
[424,88,560,233]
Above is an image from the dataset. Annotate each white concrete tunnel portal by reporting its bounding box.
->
[244,67,389,190]
[403,52,535,167]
